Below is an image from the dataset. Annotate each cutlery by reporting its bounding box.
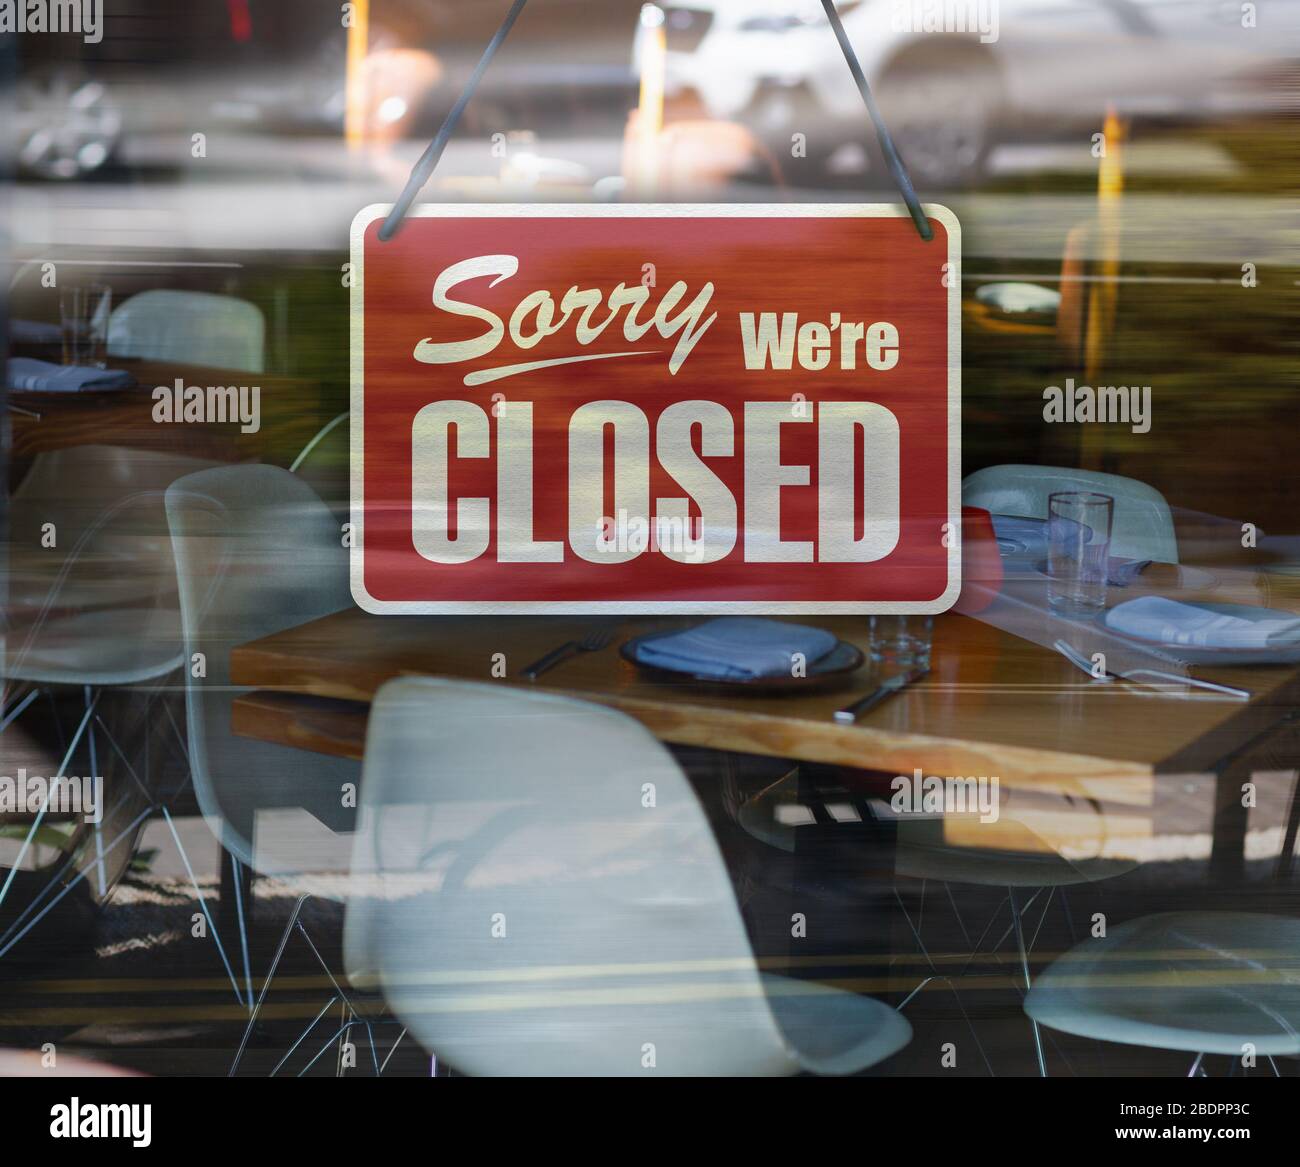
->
[521,626,617,681]
[1052,639,1250,700]
[833,666,929,724]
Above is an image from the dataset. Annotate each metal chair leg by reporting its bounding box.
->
[230,893,389,1077]
[892,885,996,1075]
[162,807,245,1005]
[228,853,254,1007]
[0,687,39,732]
[380,1029,408,1075]
[230,893,313,1076]
[0,803,153,959]
[83,685,108,899]
[1009,885,1047,1077]
[0,689,100,912]
[0,712,157,953]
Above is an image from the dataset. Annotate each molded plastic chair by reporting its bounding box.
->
[890,786,1139,1076]
[734,764,1139,1076]
[289,411,348,517]
[1026,911,1300,1065]
[167,464,380,1068]
[165,464,357,873]
[0,480,197,958]
[962,465,1178,564]
[6,445,219,618]
[108,290,265,373]
[344,678,912,1077]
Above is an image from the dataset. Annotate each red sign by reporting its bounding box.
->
[351,204,960,613]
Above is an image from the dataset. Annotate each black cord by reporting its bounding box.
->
[379,0,531,241]
[379,0,933,241]
[818,0,932,241]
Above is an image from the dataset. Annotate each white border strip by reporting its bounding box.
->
[349,202,961,614]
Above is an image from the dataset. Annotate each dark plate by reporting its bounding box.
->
[619,633,866,693]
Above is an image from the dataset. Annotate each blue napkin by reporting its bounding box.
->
[1106,597,1300,649]
[633,617,838,680]
[9,319,63,345]
[991,515,1050,557]
[7,358,135,393]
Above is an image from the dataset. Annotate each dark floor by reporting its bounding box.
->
[0,803,1295,1078]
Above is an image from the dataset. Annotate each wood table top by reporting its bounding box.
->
[229,602,1300,790]
[8,358,326,464]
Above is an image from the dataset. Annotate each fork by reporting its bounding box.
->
[1052,639,1250,700]
[520,626,617,681]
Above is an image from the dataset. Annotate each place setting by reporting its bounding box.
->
[6,283,137,420]
[978,489,1300,697]
[614,613,934,727]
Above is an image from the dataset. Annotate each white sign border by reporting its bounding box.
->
[350,202,961,615]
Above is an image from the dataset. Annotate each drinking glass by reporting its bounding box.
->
[868,615,934,669]
[1047,491,1114,616]
[60,283,112,367]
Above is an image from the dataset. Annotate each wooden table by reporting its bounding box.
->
[8,358,327,467]
[229,606,1300,879]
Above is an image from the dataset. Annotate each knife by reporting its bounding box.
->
[834,666,929,724]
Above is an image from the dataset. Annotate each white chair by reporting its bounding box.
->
[1,447,220,956]
[167,464,356,872]
[344,678,912,1077]
[166,464,378,1072]
[289,411,348,518]
[0,488,194,962]
[1026,911,1300,1074]
[6,445,219,618]
[734,765,1138,1076]
[108,290,265,373]
[963,464,1178,564]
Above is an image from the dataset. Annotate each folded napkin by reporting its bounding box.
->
[7,358,135,393]
[1106,596,1300,649]
[990,514,1049,556]
[633,617,838,681]
[9,319,63,345]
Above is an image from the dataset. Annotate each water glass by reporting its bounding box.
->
[60,283,112,367]
[868,614,934,669]
[1047,491,1114,616]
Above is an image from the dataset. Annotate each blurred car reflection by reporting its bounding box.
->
[654,0,1297,186]
[13,0,646,181]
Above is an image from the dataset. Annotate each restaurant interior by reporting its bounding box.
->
[0,0,1297,1085]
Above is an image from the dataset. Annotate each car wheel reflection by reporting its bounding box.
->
[14,65,124,181]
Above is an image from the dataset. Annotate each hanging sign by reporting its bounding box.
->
[351,204,960,613]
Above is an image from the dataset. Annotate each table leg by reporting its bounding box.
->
[1209,770,1249,885]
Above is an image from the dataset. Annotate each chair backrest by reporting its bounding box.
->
[344,677,801,1076]
[289,411,348,514]
[10,445,220,554]
[963,464,1179,563]
[108,290,265,373]
[165,464,357,872]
